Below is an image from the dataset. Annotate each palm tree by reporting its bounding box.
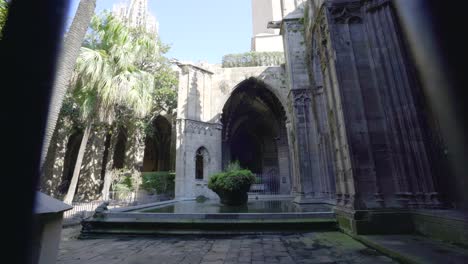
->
[41,0,97,173]
[63,13,155,204]
[0,0,9,38]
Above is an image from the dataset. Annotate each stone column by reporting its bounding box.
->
[283,9,325,203]
[362,0,440,208]
[277,123,292,195]
[305,0,441,234]
[174,119,187,199]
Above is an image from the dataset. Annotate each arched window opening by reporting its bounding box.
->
[195,148,204,180]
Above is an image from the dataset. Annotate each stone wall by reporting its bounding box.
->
[175,119,222,199]
[41,120,110,202]
[40,116,74,200]
[74,127,108,202]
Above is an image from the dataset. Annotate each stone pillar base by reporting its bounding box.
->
[335,207,414,235]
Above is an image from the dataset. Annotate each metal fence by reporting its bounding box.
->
[62,190,168,225]
[249,172,281,195]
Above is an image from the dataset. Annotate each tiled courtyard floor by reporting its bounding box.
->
[57,227,396,264]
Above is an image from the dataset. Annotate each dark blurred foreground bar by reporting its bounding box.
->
[394,0,468,209]
[0,0,69,263]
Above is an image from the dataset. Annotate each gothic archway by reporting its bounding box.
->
[222,78,291,195]
[142,116,173,172]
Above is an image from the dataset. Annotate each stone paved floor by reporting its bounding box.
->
[57,227,396,264]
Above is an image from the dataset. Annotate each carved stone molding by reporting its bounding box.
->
[179,119,222,136]
[328,1,363,24]
[289,89,312,107]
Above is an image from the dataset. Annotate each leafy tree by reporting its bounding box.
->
[63,13,158,204]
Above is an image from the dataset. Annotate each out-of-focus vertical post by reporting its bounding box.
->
[394,0,468,209]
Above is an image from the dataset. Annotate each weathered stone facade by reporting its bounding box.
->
[297,0,450,233]
[174,0,464,236]
[174,63,292,199]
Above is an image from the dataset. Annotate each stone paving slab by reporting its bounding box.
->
[358,234,468,264]
[57,227,396,264]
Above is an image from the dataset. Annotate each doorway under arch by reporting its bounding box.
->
[222,78,291,195]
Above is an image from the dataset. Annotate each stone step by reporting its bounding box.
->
[80,214,338,237]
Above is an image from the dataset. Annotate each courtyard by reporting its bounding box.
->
[57,227,395,264]
[1,0,467,263]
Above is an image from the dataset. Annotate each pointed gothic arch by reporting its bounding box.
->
[221,78,291,195]
[195,147,209,180]
[142,115,174,172]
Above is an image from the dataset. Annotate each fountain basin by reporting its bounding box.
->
[80,198,337,236]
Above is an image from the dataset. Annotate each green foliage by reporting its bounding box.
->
[222,52,285,68]
[226,160,242,172]
[141,171,175,196]
[208,161,256,192]
[298,17,305,25]
[0,0,8,39]
[69,11,178,129]
[60,94,85,128]
[152,68,178,114]
[111,168,138,192]
[196,195,208,203]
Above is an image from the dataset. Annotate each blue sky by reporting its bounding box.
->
[68,0,253,64]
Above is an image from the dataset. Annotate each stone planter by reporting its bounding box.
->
[215,185,251,206]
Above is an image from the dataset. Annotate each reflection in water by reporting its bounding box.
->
[139,200,332,213]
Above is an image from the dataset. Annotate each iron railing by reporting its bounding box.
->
[249,172,281,195]
[62,190,169,225]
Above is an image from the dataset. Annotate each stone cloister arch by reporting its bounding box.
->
[221,78,292,195]
[142,115,174,172]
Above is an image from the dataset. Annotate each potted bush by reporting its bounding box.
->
[208,161,256,206]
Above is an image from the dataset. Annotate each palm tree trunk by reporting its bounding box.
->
[40,0,96,172]
[64,124,92,204]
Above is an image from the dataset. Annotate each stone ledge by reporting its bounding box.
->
[412,210,468,248]
[349,234,468,264]
[335,207,468,248]
[335,208,414,235]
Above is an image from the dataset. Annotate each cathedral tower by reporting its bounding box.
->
[251,0,305,52]
[112,0,159,36]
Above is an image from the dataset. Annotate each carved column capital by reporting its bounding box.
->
[289,89,312,107]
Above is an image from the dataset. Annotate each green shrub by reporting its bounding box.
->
[226,160,242,171]
[141,171,175,196]
[111,168,135,192]
[110,168,138,200]
[222,51,285,68]
[208,161,256,193]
